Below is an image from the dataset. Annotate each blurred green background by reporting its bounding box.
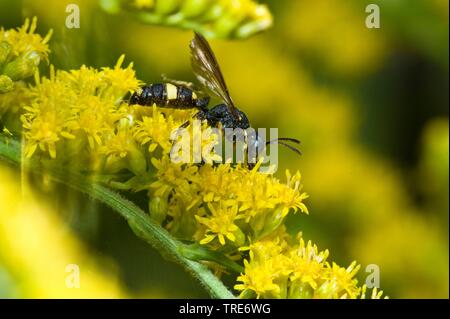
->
[0,0,448,298]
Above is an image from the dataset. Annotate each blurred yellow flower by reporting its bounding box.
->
[0,165,126,298]
[0,17,52,93]
[101,0,272,39]
[280,0,385,76]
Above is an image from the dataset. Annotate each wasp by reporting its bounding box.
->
[130,32,302,162]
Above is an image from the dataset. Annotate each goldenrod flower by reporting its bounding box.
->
[235,229,291,298]
[0,17,51,59]
[0,17,52,93]
[196,201,244,246]
[20,56,140,159]
[101,119,147,175]
[289,239,329,292]
[235,228,387,299]
[150,155,199,198]
[235,259,282,299]
[134,105,181,153]
[315,261,361,299]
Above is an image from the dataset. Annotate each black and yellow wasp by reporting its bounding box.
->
[130,32,301,158]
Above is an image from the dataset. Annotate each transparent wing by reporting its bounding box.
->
[190,32,240,119]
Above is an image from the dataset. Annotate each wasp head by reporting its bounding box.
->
[129,91,141,104]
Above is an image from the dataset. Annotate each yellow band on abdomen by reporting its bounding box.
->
[166,83,177,100]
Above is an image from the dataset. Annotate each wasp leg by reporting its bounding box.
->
[178,120,191,129]
[195,96,210,111]
[179,109,207,129]
[176,96,211,129]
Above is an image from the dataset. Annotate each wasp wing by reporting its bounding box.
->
[190,32,240,119]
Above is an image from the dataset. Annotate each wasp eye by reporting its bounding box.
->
[129,93,139,104]
[237,109,250,129]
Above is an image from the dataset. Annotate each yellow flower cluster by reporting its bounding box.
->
[0,17,52,93]
[101,0,272,39]
[0,165,127,298]
[235,229,387,299]
[21,56,140,160]
[150,157,308,247]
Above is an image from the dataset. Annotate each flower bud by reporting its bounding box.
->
[155,0,181,15]
[0,75,14,93]
[260,208,285,237]
[249,212,265,236]
[213,14,243,38]
[236,17,272,39]
[0,41,12,66]
[232,226,246,247]
[149,196,169,224]
[252,207,285,239]
[202,3,224,21]
[288,280,314,299]
[274,275,289,298]
[314,281,338,299]
[104,154,127,173]
[181,0,211,18]
[3,51,40,81]
[126,144,147,175]
[236,5,272,38]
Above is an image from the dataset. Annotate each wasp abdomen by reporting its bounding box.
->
[130,83,207,110]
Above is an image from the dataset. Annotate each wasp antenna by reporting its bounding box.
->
[278,141,302,156]
[272,137,301,144]
[266,140,302,156]
[266,137,301,145]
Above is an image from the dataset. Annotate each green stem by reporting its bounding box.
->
[0,136,235,299]
[180,243,244,274]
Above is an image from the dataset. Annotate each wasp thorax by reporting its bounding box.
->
[208,104,250,130]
